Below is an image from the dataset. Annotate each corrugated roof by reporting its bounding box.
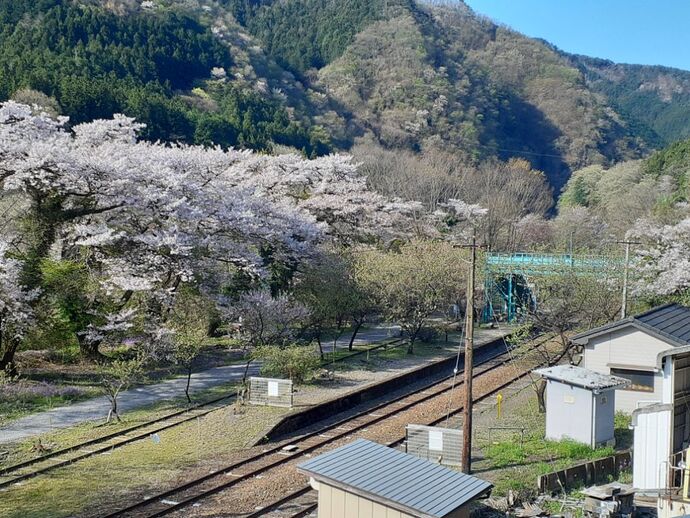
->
[572,303,690,347]
[636,304,690,343]
[534,365,630,390]
[297,439,492,518]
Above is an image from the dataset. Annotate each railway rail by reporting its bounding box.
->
[102,334,544,518]
[251,346,544,518]
[0,337,407,489]
[0,392,236,490]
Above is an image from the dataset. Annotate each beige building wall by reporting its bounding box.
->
[316,482,470,518]
[583,327,670,413]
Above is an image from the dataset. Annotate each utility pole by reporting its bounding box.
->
[617,240,640,319]
[462,228,477,474]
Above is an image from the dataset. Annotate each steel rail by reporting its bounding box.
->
[103,335,538,517]
[249,342,547,518]
[0,392,236,488]
[0,337,406,488]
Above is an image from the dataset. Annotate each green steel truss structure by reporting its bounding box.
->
[482,252,617,323]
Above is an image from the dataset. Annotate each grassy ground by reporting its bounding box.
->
[0,401,287,518]
[0,381,241,469]
[1,342,245,425]
[472,378,632,498]
[0,385,103,426]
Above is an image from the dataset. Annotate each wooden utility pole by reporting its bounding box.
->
[462,229,477,474]
[617,240,640,319]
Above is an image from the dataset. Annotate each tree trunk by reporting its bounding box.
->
[0,337,20,376]
[316,335,324,359]
[407,324,422,355]
[535,379,546,413]
[242,357,253,383]
[348,321,363,351]
[185,364,193,404]
[106,394,121,423]
[77,335,105,361]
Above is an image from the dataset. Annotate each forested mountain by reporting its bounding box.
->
[3,0,690,191]
[569,55,690,148]
[0,0,332,155]
[558,135,690,239]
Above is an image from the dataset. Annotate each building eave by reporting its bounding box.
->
[572,320,688,349]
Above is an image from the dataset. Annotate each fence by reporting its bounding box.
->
[249,377,294,408]
[406,424,462,466]
[537,451,631,493]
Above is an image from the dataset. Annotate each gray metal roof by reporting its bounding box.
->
[297,439,492,518]
[572,303,690,347]
[533,365,630,390]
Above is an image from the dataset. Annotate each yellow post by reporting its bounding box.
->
[683,448,690,500]
[497,393,503,419]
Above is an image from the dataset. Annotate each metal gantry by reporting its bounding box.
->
[482,252,617,323]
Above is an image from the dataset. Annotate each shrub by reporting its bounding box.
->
[0,375,87,420]
[253,344,321,383]
[416,326,439,343]
[0,380,84,403]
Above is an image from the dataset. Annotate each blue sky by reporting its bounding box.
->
[464,0,690,71]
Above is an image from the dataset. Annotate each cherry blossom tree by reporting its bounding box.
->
[228,289,310,381]
[0,241,37,374]
[230,290,310,349]
[629,217,690,298]
[221,152,422,243]
[0,101,433,369]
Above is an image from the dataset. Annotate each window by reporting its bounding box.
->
[610,368,655,392]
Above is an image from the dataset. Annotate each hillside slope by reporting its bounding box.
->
[559,135,690,237]
[314,1,645,189]
[570,55,690,148]
[3,0,690,192]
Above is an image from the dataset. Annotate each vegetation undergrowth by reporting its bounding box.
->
[477,378,631,498]
[485,437,615,470]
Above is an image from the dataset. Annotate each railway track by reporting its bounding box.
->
[250,347,544,518]
[102,335,543,518]
[0,337,407,490]
[0,392,237,490]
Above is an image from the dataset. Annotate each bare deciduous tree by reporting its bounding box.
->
[354,240,469,354]
[518,268,621,411]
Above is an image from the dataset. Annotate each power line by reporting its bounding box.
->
[471,142,567,160]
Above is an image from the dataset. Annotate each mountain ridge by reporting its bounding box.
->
[3,0,690,192]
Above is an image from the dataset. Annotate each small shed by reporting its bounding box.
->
[534,365,630,448]
[298,439,492,518]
